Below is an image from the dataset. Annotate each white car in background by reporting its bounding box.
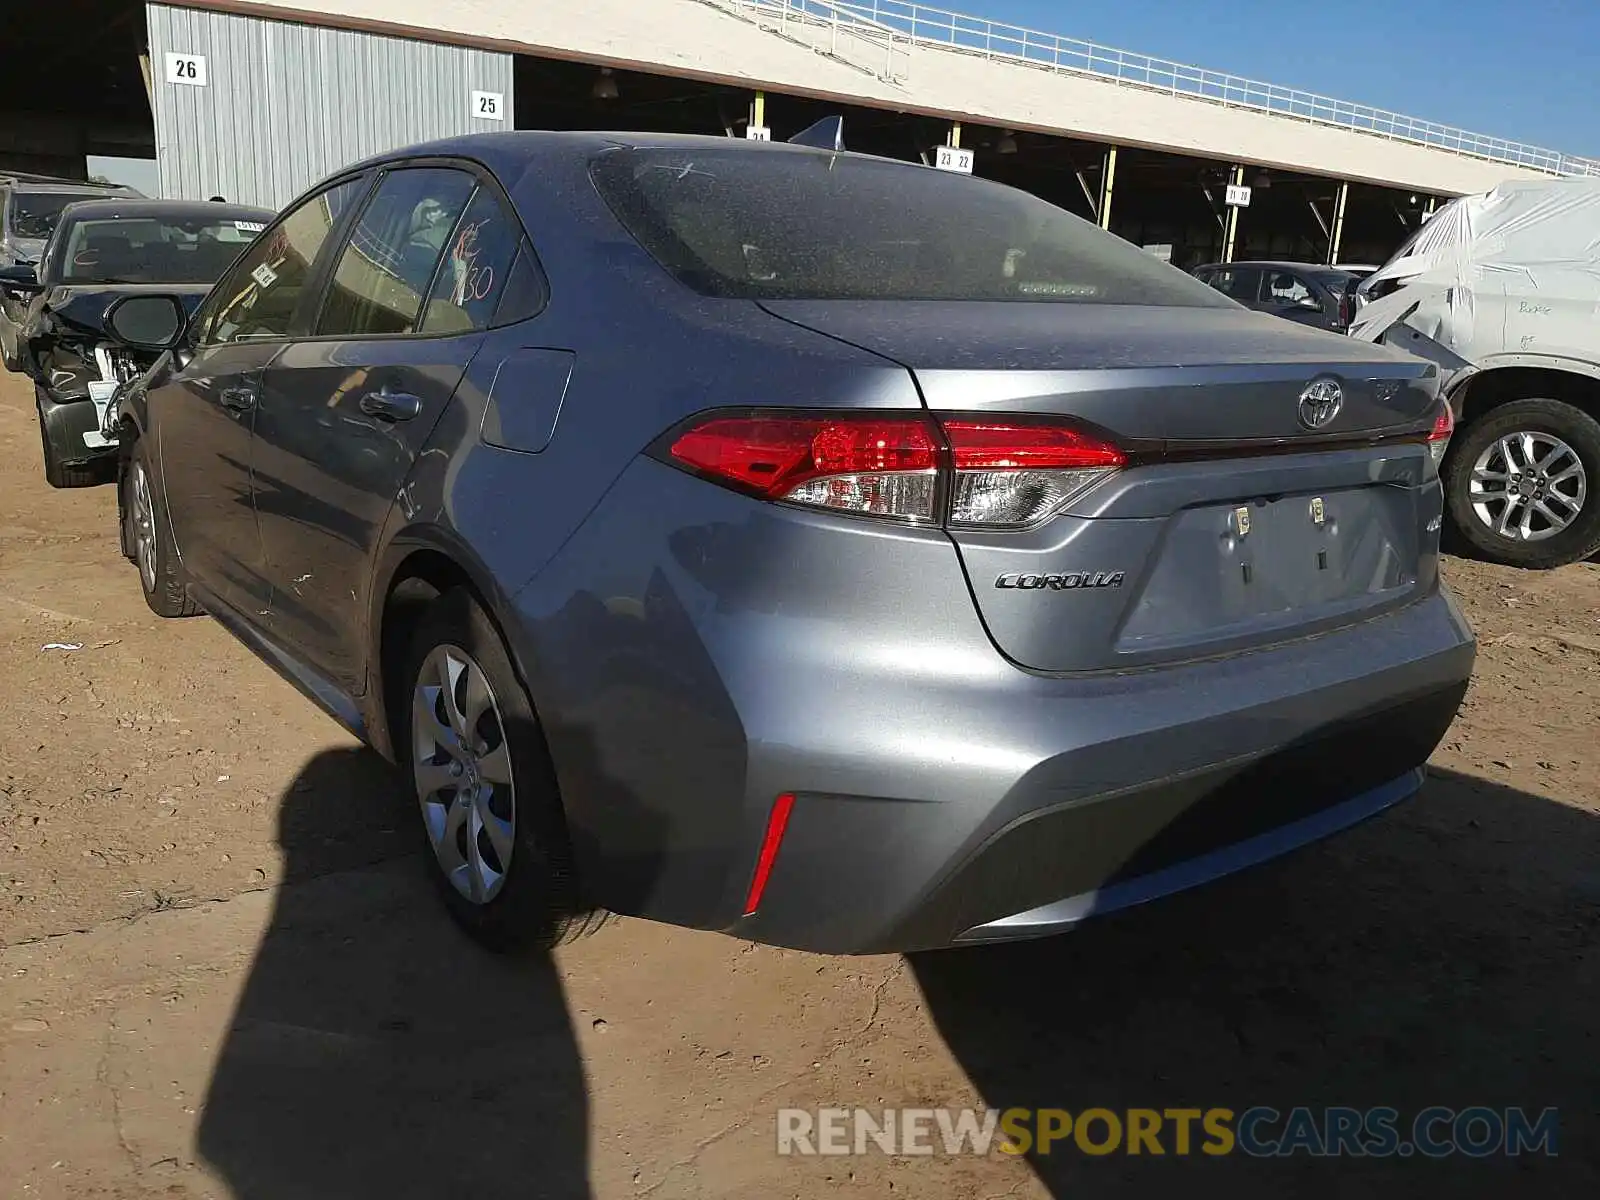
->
[1350,178,1600,569]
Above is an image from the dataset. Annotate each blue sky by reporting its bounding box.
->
[972,0,1598,156]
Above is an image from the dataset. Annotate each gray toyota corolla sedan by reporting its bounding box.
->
[102,130,1475,954]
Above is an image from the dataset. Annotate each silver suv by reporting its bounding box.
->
[0,176,140,372]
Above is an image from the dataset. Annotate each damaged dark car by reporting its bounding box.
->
[0,198,271,486]
[0,176,140,372]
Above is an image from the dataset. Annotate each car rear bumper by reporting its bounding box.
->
[733,603,1471,954]
[516,459,1477,955]
[954,768,1423,943]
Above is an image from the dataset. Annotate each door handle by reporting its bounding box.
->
[359,388,423,422]
[219,385,256,413]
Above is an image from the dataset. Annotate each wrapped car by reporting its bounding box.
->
[1350,178,1600,568]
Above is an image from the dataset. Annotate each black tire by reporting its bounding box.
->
[402,588,604,952]
[37,402,102,488]
[126,437,201,617]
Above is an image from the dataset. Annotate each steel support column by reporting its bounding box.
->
[1098,145,1117,229]
[1222,165,1245,262]
[751,91,765,130]
[1328,180,1349,265]
[949,121,961,149]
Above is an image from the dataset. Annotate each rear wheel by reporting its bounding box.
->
[1445,398,1600,569]
[403,588,603,952]
[125,439,200,617]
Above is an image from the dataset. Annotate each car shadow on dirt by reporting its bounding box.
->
[911,768,1598,1198]
[194,743,595,1200]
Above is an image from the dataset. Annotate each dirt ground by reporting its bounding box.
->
[0,367,1595,1199]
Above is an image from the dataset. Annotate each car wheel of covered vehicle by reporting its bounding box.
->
[1445,398,1600,569]
[125,439,200,617]
[404,588,604,953]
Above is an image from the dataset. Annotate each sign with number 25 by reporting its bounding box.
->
[472,91,505,122]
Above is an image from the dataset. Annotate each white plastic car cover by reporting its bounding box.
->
[1348,178,1600,385]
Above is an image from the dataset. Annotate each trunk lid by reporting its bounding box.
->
[765,300,1444,673]
[762,301,1438,440]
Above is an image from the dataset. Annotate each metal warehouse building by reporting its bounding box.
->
[10,0,1598,267]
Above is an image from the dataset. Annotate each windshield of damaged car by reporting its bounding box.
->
[9,191,105,240]
[57,217,261,285]
[589,147,1232,306]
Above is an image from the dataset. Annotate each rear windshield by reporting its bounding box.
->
[57,215,262,284]
[8,191,107,240]
[590,147,1233,307]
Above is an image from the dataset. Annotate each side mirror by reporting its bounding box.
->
[105,294,188,351]
[1297,294,1323,311]
[0,264,40,293]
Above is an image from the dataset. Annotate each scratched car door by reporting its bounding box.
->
[252,165,524,694]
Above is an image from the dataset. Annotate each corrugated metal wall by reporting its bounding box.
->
[146,4,514,209]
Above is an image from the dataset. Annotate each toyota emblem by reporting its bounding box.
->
[1298,378,1343,430]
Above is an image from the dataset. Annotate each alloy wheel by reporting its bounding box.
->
[1469,430,1587,542]
[412,643,517,905]
[130,460,158,594]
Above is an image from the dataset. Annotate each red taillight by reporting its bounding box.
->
[743,793,795,916]
[670,415,941,520]
[1426,402,1455,464]
[942,419,1125,529]
[665,411,1124,529]
[941,421,1127,471]
[1338,291,1355,329]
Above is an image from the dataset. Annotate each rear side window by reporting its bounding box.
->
[317,168,477,337]
[417,185,542,334]
[1264,271,1313,304]
[590,147,1232,307]
[204,177,367,344]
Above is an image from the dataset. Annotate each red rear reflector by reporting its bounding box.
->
[669,416,938,500]
[743,793,796,916]
[940,421,1127,469]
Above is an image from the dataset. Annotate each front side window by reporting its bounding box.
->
[317,168,477,337]
[1201,267,1261,302]
[56,215,262,285]
[204,177,367,345]
[590,147,1232,307]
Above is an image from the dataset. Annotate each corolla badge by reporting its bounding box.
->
[1298,378,1344,430]
[995,571,1125,591]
